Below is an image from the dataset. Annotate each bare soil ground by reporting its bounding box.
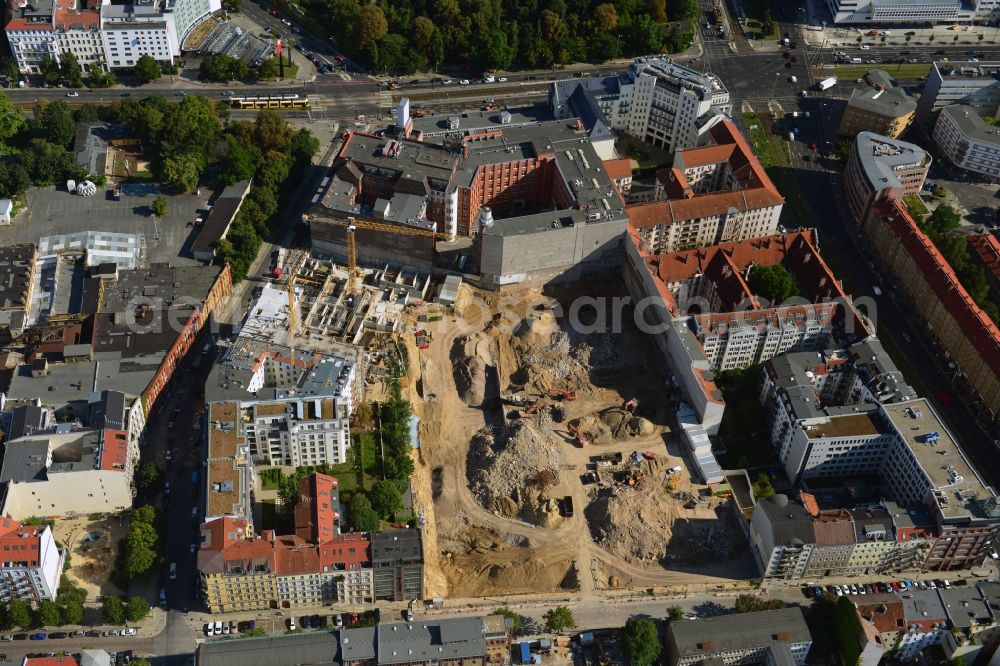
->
[52,514,127,601]
[402,283,751,599]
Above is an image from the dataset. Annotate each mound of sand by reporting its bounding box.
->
[451,335,494,406]
[467,419,564,525]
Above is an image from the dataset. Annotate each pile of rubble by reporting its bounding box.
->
[467,419,565,526]
[586,473,743,564]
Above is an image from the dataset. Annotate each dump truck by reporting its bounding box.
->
[560,496,574,518]
[817,77,837,91]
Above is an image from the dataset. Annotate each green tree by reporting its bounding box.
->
[933,185,948,199]
[761,10,775,37]
[924,203,961,236]
[369,479,403,518]
[734,594,786,613]
[492,608,521,635]
[32,99,76,149]
[221,137,262,185]
[60,600,85,626]
[133,54,161,83]
[7,599,31,629]
[60,52,82,85]
[752,472,775,499]
[135,463,162,495]
[543,606,575,632]
[102,596,125,625]
[222,0,241,11]
[0,91,25,147]
[152,196,167,217]
[412,16,437,57]
[253,56,280,80]
[348,493,380,532]
[253,110,291,154]
[198,54,247,81]
[289,128,320,171]
[125,596,150,622]
[75,103,101,123]
[21,139,72,185]
[38,600,62,627]
[622,618,661,666]
[631,14,663,53]
[593,3,618,32]
[666,605,685,622]
[747,264,799,304]
[472,28,515,71]
[355,4,388,48]
[0,162,30,198]
[40,56,61,85]
[160,152,203,192]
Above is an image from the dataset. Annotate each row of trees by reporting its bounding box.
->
[199,53,291,83]
[920,203,1000,323]
[123,505,161,580]
[101,595,150,625]
[0,576,87,629]
[215,110,319,280]
[316,0,698,75]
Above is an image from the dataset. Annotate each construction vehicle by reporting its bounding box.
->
[560,496,574,517]
[623,398,639,412]
[517,401,545,419]
[568,423,590,447]
[547,389,577,401]
[642,451,657,460]
[415,328,431,350]
[501,393,532,406]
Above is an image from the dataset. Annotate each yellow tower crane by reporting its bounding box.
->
[346,225,358,295]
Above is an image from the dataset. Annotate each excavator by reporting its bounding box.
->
[614,398,640,438]
[568,423,590,447]
[516,401,546,419]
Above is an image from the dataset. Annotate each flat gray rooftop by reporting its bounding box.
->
[883,398,995,521]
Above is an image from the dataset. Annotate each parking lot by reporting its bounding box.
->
[3,185,212,265]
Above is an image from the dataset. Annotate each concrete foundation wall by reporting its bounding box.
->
[479,219,626,289]
[311,219,435,269]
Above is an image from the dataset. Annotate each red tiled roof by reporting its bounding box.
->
[98,428,128,472]
[627,119,784,230]
[54,0,99,30]
[294,473,339,544]
[855,597,905,635]
[969,233,1000,285]
[25,658,79,666]
[319,531,370,571]
[813,509,856,546]
[602,158,633,181]
[875,198,1000,374]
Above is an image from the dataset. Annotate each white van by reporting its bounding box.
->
[850,57,863,64]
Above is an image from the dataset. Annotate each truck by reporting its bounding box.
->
[817,77,837,91]
[560,496,574,517]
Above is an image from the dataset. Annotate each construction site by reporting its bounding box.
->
[400,282,753,600]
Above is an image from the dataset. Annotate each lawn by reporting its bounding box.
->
[259,467,282,491]
[833,63,930,79]
[743,111,790,169]
[903,193,929,220]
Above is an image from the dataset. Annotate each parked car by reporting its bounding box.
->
[30,633,46,641]
[213,621,223,634]
[288,618,296,631]
[300,616,311,630]
[459,79,470,85]
[123,628,136,636]
[66,91,78,97]
[335,614,344,628]
[0,636,12,642]
[205,624,214,637]
[49,632,67,639]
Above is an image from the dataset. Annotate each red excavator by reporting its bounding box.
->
[568,423,590,447]
[547,389,578,401]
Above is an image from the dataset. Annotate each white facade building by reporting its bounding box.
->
[823,0,979,24]
[5,0,218,71]
[933,104,1000,179]
[0,518,64,604]
[550,57,731,153]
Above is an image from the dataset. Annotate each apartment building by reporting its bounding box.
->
[205,335,355,468]
[665,607,812,666]
[198,472,377,612]
[371,529,422,602]
[749,493,927,580]
[844,132,931,223]
[761,373,1000,573]
[626,119,784,253]
[5,0,218,72]
[861,195,1000,421]
[0,390,145,519]
[917,61,1000,127]
[0,516,64,604]
[307,117,628,289]
[933,104,1000,179]
[551,57,731,153]
[839,71,917,139]
[341,616,512,666]
[824,0,971,24]
[0,244,36,340]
